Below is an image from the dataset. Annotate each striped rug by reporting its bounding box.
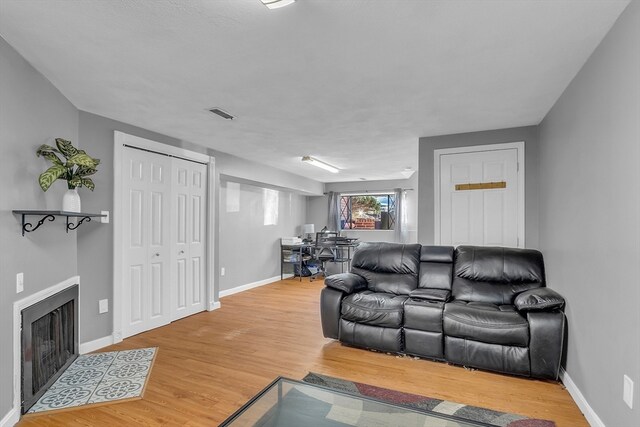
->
[303,372,555,427]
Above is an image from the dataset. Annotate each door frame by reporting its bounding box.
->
[112,131,218,343]
[433,141,525,247]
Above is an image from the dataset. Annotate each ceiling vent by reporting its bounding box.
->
[208,108,235,120]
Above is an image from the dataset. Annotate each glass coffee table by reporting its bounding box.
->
[220,377,493,426]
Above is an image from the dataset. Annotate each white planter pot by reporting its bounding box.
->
[62,188,81,212]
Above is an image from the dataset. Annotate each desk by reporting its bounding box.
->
[280,239,358,281]
[280,242,314,281]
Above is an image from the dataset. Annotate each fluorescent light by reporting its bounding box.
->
[302,156,339,173]
[261,0,295,10]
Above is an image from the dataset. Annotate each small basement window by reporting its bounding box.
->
[340,194,396,230]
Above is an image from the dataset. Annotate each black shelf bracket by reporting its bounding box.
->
[13,210,106,236]
[66,216,93,232]
[22,214,56,236]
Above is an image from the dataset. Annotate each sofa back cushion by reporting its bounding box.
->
[351,242,421,295]
[452,246,545,304]
[419,246,454,291]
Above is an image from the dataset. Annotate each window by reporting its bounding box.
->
[340,194,396,230]
[263,188,279,226]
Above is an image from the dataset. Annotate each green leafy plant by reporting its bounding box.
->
[352,196,382,215]
[36,138,100,191]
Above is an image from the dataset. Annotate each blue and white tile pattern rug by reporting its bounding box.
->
[28,347,157,414]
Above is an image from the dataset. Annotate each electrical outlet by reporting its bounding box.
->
[16,272,24,293]
[623,375,634,409]
[99,299,109,314]
[100,210,110,224]
[221,267,226,276]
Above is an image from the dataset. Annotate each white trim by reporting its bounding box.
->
[79,335,114,354]
[113,133,123,343]
[113,131,216,342]
[559,368,606,427]
[206,158,217,310]
[0,407,18,427]
[219,275,292,298]
[12,276,79,425]
[433,141,525,248]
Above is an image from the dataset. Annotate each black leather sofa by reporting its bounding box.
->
[320,242,566,380]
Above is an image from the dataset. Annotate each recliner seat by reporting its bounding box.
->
[320,242,566,380]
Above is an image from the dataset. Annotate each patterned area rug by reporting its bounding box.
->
[27,347,157,414]
[303,372,555,427]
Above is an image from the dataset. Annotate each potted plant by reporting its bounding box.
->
[36,138,100,212]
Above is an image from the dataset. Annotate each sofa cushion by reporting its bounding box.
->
[351,242,421,295]
[452,246,545,304]
[418,246,454,291]
[341,291,407,328]
[420,246,454,263]
[443,301,529,347]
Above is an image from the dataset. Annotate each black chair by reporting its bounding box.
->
[310,232,338,281]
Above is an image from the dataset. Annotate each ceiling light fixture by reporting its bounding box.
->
[301,156,339,173]
[260,0,295,10]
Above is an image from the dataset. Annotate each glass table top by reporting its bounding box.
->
[220,377,492,427]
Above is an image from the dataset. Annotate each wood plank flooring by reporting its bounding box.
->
[19,279,587,426]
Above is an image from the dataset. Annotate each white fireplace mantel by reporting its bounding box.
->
[6,275,80,427]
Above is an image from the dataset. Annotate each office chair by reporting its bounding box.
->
[310,231,338,281]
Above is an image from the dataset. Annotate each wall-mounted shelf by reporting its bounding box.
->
[12,210,107,236]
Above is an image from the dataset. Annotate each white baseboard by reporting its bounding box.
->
[0,407,18,427]
[79,335,114,354]
[219,274,292,298]
[208,300,221,311]
[560,367,605,427]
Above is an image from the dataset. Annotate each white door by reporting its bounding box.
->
[171,157,207,321]
[122,147,172,337]
[437,144,523,247]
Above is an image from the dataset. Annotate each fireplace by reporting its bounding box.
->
[21,284,78,414]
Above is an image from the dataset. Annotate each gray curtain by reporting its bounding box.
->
[394,188,408,243]
[327,191,341,232]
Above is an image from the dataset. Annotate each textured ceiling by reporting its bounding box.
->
[0,0,629,183]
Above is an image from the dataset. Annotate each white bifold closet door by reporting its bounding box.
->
[122,147,207,338]
[122,147,172,337]
[171,157,207,321]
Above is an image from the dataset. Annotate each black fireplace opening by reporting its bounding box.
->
[21,284,79,414]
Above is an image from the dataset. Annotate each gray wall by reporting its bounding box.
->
[219,180,306,292]
[306,175,419,244]
[538,2,639,425]
[0,37,79,418]
[77,111,322,340]
[418,126,540,248]
[77,112,186,342]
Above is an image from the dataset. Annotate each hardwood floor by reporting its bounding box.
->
[19,279,587,426]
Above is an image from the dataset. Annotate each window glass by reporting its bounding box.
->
[340,194,395,230]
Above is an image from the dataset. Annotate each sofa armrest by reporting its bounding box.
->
[325,273,367,294]
[320,287,344,339]
[528,311,565,379]
[514,288,565,312]
[409,289,451,302]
